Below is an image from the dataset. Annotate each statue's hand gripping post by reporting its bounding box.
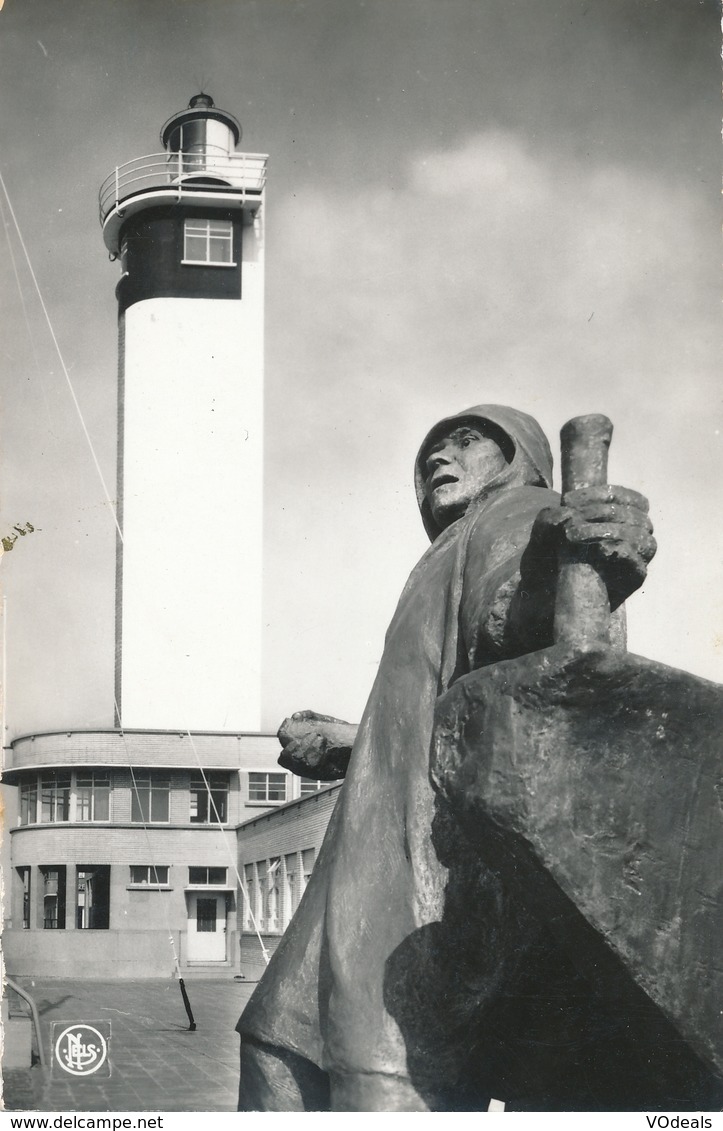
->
[431,413,723,1104]
[554,414,613,650]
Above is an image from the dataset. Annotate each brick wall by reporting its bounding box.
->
[239,933,282,983]
[10,827,239,943]
[237,782,341,861]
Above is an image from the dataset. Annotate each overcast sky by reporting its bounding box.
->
[0,0,720,740]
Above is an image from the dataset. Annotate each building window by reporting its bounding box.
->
[190,772,229,824]
[283,854,297,930]
[40,772,71,823]
[18,867,31,929]
[188,866,227,886]
[266,858,281,933]
[196,897,218,933]
[76,866,110,930]
[20,779,38,825]
[241,852,318,936]
[76,772,110,822]
[130,773,170,823]
[243,864,254,930]
[183,218,234,265]
[129,865,169,886]
[243,861,281,930]
[301,848,315,896]
[256,861,267,929]
[248,772,287,804]
[22,770,114,824]
[299,777,325,796]
[41,866,66,929]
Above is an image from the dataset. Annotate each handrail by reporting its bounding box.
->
[99,150,268,225]
[5,976,46,1066]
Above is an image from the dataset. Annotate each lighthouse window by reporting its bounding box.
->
[183,218,234,266]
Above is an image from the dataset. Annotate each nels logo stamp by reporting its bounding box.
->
[52,1021,111,1077]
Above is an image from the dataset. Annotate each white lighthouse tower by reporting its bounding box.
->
[99,94,267,731]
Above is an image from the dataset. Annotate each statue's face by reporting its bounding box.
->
[423,424,509,528]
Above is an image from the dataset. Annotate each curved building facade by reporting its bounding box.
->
[3,729,327,977]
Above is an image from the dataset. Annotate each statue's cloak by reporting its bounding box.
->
[236,406,557,1091]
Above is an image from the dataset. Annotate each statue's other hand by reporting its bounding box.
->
[539,485,656,607]
[277,710,357,781]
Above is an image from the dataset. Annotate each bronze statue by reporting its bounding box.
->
[236,406,721,1111]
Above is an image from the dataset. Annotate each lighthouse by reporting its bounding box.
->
[3,99,328,983]
[99,94,267,731]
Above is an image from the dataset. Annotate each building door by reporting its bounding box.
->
[186,893,226,961]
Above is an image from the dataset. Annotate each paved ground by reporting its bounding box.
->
[2,978,257,1112]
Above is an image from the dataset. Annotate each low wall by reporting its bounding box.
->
[3,928,183,979]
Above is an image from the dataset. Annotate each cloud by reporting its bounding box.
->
[411,129,549,200]
[270,126,717,445]
[262,128,721,720]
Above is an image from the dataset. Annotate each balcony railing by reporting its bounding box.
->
[99,150,268,226]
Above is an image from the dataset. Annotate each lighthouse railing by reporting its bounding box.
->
[99,151,268,224]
